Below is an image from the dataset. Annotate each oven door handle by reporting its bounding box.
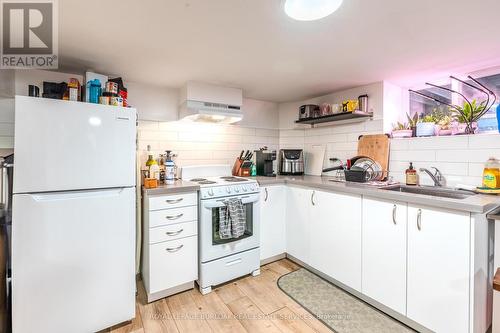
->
[202,195,259,209]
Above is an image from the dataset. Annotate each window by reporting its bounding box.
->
[410,72,499,133]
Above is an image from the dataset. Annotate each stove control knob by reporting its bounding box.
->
[242,186,248,192]
[226,187,231,194]
[234,186,240,193]
[208,189,214,196]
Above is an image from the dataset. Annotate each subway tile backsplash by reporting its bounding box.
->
[137,121,279,170]
[389,134,500,187]
[138,119,499,188]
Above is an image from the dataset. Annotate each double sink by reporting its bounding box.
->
[380,184,474,200]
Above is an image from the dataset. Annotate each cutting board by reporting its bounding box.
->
[305,145,326,176]
[357,134,390,177]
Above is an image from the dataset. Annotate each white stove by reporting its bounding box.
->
[181,165,261,295]
[187,176,259,199]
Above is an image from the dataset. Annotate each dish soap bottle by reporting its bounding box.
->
[165,150,176,185]
[406,162,417,185]
[482,157,500,189]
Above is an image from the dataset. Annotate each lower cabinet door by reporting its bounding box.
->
[286,187,311,264]
[260,186,286,261]
[407,205,470,333]
[149,236,198,294]
[309,190,362,291]
[362,198,407,315]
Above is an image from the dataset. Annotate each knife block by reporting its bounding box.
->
[232,158,251,177]
[232,158,243,176]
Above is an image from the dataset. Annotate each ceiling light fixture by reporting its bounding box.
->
[284,0,343,21]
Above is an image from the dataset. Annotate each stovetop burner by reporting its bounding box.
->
[221,176,249,183]
[190,178,207,182]
[198,180,217,185]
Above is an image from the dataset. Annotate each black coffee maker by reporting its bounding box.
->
[255,150,276,177]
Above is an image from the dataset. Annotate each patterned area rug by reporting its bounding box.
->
[277,268,415,333]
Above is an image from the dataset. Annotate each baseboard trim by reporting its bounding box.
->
[146,281,194,303]
[260,253,286,266]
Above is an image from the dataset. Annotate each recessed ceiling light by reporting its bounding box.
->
[284,0,343,21]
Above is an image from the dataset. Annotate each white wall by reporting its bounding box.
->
[132,83,280,129]
[382,81,405,133]
[0,70,15,98]
[14,69,83,96]
[276,80,499,187]
[127,82,179,122]
[277,82,385,170]
[278,82,384,130]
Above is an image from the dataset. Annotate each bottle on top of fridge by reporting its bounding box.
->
[165,150,176,185]
[482,157,500,189]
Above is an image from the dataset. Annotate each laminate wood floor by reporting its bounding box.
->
[103,259,333,333]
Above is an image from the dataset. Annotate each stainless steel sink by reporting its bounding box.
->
[381,185,475,200]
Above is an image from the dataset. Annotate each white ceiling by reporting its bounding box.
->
[59,0,500,102]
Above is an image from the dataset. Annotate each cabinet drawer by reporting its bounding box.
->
[149,236,197,293]
[149,206,198,228]
[149,192,197,211]
[149,221,197,244]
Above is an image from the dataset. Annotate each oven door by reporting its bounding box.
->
[200,192,260,263]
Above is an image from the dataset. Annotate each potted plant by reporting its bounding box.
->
[428,107,452,136]
[391,122,413,138]
[437,116,453,136]
[451,99,486,134]
[416,114,436,137]
[406,112,419,137]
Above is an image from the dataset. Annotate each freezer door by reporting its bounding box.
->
[14,96,136,193]
[12,187,135,333]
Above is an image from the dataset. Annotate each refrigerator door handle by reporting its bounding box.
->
[31,188,127,201]
[0,160,12,211]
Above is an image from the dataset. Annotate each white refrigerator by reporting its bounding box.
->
[12,96,137,333]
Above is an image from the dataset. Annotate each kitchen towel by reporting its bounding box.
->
[219,198,246,239]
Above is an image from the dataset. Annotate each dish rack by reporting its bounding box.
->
[328,157,388,183]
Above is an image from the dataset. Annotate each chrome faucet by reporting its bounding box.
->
[419,167,444,187]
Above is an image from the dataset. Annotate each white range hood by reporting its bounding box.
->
[179,82,243,124]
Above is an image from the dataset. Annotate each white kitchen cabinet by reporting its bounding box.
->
[260,185,287,261]
[407,205,470,333]
[142,191,198,303]
[286,186,311,264]
[362,198,407,315]
[309,190,362,291]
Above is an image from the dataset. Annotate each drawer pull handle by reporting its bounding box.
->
[166,229,184,236]
[225,258,242,267]
[264,188,268,202]
[166,198,183,204]
[392,204,397,225]
[166,245,184,253]
[166,213,184,220]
